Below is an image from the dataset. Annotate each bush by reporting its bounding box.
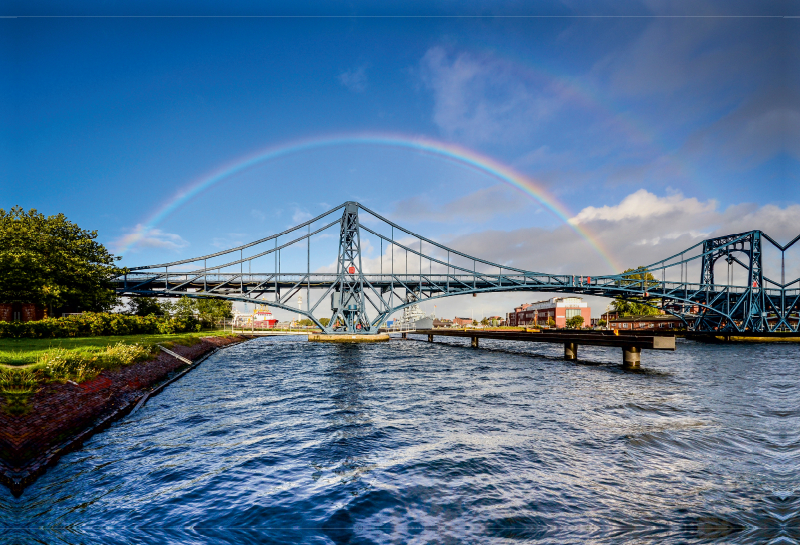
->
[0,312,200,339]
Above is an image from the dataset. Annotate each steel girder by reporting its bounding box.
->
[113,202,799,334]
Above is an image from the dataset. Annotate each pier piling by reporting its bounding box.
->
[622,346,641,369]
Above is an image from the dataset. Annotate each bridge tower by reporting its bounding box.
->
[697,231,765,331]
[329,202,374,334]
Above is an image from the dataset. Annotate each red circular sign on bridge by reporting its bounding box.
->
[348,266,355,274]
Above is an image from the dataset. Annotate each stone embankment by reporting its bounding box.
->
[0,335,251,497]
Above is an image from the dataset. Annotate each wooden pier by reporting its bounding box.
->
[399,329,676,369]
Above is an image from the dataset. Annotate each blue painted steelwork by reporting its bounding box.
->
[114,202,800,334]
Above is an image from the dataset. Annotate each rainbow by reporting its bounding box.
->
[115,133,621,272]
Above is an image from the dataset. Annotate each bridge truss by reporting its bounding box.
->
[114,201,799,334]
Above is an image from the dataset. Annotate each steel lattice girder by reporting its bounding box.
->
[113,202,800,334]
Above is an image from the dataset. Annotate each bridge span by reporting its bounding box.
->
[115,201,799,335]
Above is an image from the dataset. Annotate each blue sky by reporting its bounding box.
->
[2,2,798,319]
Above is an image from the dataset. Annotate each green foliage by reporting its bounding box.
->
[0,368,39,414]
[565,315,585,329]
[598,319,607,327]
[319,317,330,327]
[612,267,661,317]
[195,298,233,324]
[0,312,200,339]
[0,206,123,313]
[547,317,555,327]
[40,342,152,384]
[297,319,314,327]
[480,317,489,326]
[126,297,163,316]
[172,296,197,319]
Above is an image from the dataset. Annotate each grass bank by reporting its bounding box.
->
[0,330,232,368]
[0,331,239,412]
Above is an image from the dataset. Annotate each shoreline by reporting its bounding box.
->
[0,334,254,497]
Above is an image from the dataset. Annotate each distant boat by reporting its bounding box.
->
[394,301,433,330]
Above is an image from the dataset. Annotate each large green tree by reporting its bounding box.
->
[0,206,123,315]
[195,298,233,324]
[612,267,661,317]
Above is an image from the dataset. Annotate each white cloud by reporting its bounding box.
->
[419,47,562,145]
[391,185,531,224]
[570,189,716,224]
[211,234,247,249]
[111,226,189,253]
[292,208,313,224]
[338,65,368,93]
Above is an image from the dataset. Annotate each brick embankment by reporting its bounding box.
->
[0,335,251,497]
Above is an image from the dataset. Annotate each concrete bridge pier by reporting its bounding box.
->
[471,336,479,348]
[622,346,641,369]
[564,342,577,360]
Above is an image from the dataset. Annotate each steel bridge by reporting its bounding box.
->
[114,202,800,334]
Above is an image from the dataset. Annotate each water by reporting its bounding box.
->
[1,336,798,544]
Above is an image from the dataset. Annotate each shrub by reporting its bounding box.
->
[0,312,200,339]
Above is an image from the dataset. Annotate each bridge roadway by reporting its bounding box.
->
[396,329,676,369]
[116,271,784,307]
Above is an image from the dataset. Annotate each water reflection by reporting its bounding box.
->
[0,337,797,544]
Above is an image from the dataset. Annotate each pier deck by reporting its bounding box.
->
[402,329,676,369]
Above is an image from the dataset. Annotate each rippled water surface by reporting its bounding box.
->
[1,336,798,544]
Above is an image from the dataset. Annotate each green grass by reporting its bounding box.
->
[0,330,233,368]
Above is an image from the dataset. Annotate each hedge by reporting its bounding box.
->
[0,313,201,339]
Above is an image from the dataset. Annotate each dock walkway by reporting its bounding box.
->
[401,329,676,369]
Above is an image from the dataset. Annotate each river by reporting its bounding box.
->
[1,336,797,544]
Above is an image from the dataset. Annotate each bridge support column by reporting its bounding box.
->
[471,336,479,348]
[401,332,407,339]
[428,334,434,342]
[564,342,577,360]
[622,346,641,369]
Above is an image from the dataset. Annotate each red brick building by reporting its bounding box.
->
[0,303,45,322]
[506,297,591,328]
[453,317,473,326]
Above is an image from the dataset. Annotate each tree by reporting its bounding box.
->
[172,296,196,319]
[0,206,123,315]
[612,267,661,317]
[127,297,163,316]
[565,315,585,329]
[598,319,607,327]
[547,317,555,327]
[319,317,330,327]
[297,318,314,327]
[195,298,233,325]
[480,317,489,326]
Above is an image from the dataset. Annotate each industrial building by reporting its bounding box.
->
[506,297,591,328]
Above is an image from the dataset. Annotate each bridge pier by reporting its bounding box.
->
[622,346,641,369]
[401,333,407,339]
[564,342,577,360]
[471,336,479,348]
[308,333,390,343]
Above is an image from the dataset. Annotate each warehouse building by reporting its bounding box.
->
[506,297,591,328]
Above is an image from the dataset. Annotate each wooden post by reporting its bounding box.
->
[428,334,433,342]
[622,346,641,369]
[564,342,577,360]
[471,336,479,348]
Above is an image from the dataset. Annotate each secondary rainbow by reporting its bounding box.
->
[116,133,621,272]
